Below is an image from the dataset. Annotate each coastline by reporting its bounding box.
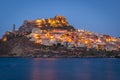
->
[0,53,120,58]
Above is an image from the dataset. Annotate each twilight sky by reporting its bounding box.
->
[0,0,120,38]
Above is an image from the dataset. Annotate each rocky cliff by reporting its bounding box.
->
[19,15,75,33]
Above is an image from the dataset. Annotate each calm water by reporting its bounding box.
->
[0,58,120,80]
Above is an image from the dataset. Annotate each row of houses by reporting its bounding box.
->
[27,28,120,51]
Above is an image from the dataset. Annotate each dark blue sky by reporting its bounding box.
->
[0,0,120,38]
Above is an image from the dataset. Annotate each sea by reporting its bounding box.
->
[0,58,120,80]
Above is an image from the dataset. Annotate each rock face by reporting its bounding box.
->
[0,36,44,56]
[19,15,75,33]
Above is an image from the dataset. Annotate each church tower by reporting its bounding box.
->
[12,24,15,32]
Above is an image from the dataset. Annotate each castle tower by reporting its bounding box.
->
[12,24,15,32]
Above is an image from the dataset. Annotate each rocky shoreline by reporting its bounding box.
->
[1,54,119,58]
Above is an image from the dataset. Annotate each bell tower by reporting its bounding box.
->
[12,24,15,32]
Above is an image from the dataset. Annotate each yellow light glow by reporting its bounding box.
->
[50,36,54,40]
[67,38,72,42]
[2,36,7,42]
[36,19,42,23]
[84,40,88,44]
[111,38,117,41]
[34,34,41,39]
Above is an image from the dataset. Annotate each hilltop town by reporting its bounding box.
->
[0,16,120,58]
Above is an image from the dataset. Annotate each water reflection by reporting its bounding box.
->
[0,58,120,80]
[81,60,91,80]
[31,58,41,80]
[105,60,116,80]
[28,58,120,80]
[31,58,56,80]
